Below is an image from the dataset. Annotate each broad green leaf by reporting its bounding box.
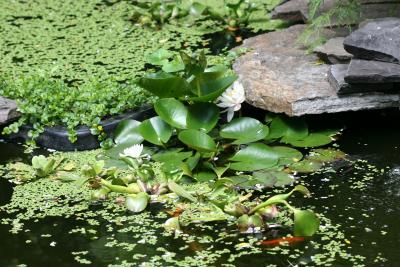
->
[114,120,143,145]
[145,49,172,66]
[270,146,303,165]
[286,133,333,147]
[154,98,188,129]
[252,170,294,187]
[189,2,208,16]
[229,143,279,171]
[162,55,185,73]
[139,116,173,145]
[168,181,197,202]
[289,159,323,173]
[126,192,149,213]
[186,102,219,132]
[267,116,308,141]
[308,148,346,162]
[178,129,217,152]
[152,148,192,163]
[193,171,216,182]
[137,72,191,98]
[220,117,269,144]
[293,209,320,236]
[187,75,237,102]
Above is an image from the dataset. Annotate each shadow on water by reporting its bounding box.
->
[0,108,400,266]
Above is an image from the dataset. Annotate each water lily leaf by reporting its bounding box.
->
[193,171,216,182]
[309,148,346,162]
[271,146,303,165]
[253,170,294,187]
[139,116,173,145]
[145,49,172,66]
[162,54,185,73]
[137,72,191,98]
[267,116,308,141]
[289,159,323,173]
[293,209,320,237]
[126,192,149,213]
[286,133,333,148]
[154,98,188,129]
[220,117,269,144]
[229,143,279,171]
[114,119,143,146]
[186,152,201,171]
[186,102,219,132]
[152,148,192,163]
[178,129,217,152]
[168,181,197,202]
[189,2,208,16]
[187,75,236,102]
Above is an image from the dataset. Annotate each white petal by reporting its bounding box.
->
[227,108,235,122]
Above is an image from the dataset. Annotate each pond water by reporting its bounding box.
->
[0,109,399,267]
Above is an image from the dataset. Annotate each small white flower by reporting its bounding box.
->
[120,144,143,158]
[216,81,245,122]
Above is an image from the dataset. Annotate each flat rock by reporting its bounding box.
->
[314,37,352,64]
[345,59,400,84]
[233,25,400,116]
[328,64,394,95]
[344,18,400,63]
[0,96,20,125]
[270,0,309,22]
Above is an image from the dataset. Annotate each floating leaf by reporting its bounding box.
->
[168,181,197,202]
[137,72,191,98]
[252,170,294,187]
[139,116,173,145]
[271,146,303,165]
[145,49,172,66]
[126,192,149,213]
[178,129,217,152]
[267,116,308,141]
[186,102,219,132]
[293,209,320,237]
[114,120,143,146]
[162,54,185,73]
[286,133,333,148]
[289,159,323,173]
[229,143,279,171]
[188,75,237,102]
[309,149,346,162]
[220,117,269,144]
[154,98,188,129]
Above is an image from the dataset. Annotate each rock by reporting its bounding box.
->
[345,59,400,83]
[328,64,394,95]
[270,0,309,23]
[0,96,20,125]
[344,18,400,63]
[314,37,352,64]
[233,25,400,116]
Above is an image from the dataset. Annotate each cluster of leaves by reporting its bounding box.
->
[130,0,261,30]
[0,76,154,144]
[299,0,361,49]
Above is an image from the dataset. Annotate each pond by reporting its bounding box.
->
[1,109,399,267]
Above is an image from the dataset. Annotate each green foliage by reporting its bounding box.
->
[0,76,153,143]
[32,155,64,178]
[300,0,361,49]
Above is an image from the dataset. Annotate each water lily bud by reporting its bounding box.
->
[164,217,181,232]
[237,214,250,232]
[136,180,148,192]
[127,183,142,193]
[248,214,263,228]
[256,205,278,221]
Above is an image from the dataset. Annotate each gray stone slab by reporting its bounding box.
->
[0,96,20,125]
[344,18,400,63]
[329,64,395,95]
[270,0,309,23]
[314,37,352,64]
[233,25,400,116]
[345,59,400,83]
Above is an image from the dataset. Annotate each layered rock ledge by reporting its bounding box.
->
[233,25,400,116]
[0,96,19,125]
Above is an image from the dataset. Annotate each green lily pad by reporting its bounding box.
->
[139,116,173,145]
[293,209,320,237]
[178,129,217,152]
[114,119,143,146]
[154,98,188,129]
[220,117,269,144]
[186,102,219,132]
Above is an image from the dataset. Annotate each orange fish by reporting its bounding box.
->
[165,207,184,217]
[260,236,305,247]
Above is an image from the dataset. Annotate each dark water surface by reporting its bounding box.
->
[1,109,400,267]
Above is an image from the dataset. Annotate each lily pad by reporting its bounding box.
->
[220,117,269,144]
[154,98,188,129]
[186,102,219,132]
[114,120,143,146]
[139,116,173,145]
[178,129,217,152]
[293,209,320,237]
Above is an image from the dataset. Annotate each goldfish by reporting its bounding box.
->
[260,236,306,247]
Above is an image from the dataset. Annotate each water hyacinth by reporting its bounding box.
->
[216,81,246,122]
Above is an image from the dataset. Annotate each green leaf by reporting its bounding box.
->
[125,192,149,213]
[139,116,173,145]
[168,181,197,202]
[252,170,294,187]
[220,117,269,144]
[187,75,237,102]
[145,49,172,66]
[189,2,208,16]
[137,72,191,98]
[114,120,143,146]
[154,98,188,129]
[270,146,303,165]
[308,148,346,162]
[286,133,333,148]
[162,54,185,73]
[289,159,323,173]
[186,102,219,132]
[267,116,308,141]
[178,129,217,152]
[229,143,279,171]
[152,148,193,162]
[293,209,320,236]
[193,171,216,182]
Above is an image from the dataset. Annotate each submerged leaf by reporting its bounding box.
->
[293,209,320,237]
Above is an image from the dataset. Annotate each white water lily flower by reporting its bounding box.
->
[216,81,245,122]
[120,144,144,158]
